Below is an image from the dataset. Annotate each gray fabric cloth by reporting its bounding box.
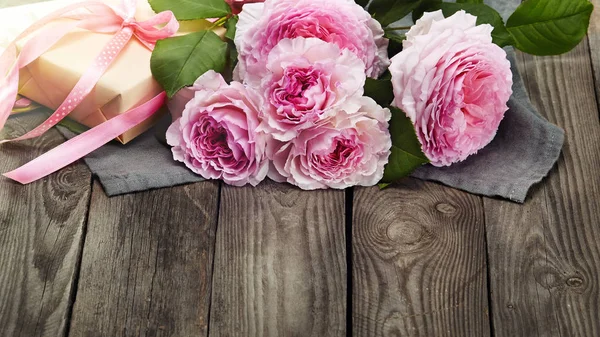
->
[485,0,520,21]
[58,116,204,196]
[411,50,564,202]
[56,49,563,203]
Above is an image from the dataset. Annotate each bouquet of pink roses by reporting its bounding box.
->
[0,0,592,189]
[151,0,592,190]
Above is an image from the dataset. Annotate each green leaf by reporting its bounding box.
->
[378,183,391,189]
[148,0,230,20]
[429,3,514,47]
[57,117,89,135]
[369,0,422,27]
[384,31,405,57]
[506,0,593,55]
[381,107,429,183]
[151,30,228,97]
[227,42,238,71]
[223,41,238,82]
[384,31,406,44]
[225,15,238,41]
[355,0,369,8]
[364,77,394,106]
[457,0,483,4]
[412,0,441,22]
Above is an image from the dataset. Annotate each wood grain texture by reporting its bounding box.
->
[68,181,220,337]
[209,180,347,337]
[0,113,92,337]
[352,180,489,337]
[587,0,600,111]
[484,41,600,337]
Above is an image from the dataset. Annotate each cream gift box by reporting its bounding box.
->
[1,0,216,144]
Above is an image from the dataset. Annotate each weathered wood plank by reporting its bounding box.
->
[484,41,600,336]
[68,181,220,337]
[208,180,347,337]
[352,180,489,337]
[587,0,600,111]
[0,113,92,337]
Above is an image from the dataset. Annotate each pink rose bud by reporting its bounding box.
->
[166,71,269,186]
[234,0,389,80]
[268,97,392,190]
[390,10,513,167]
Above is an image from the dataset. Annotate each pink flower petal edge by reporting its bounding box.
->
[166,71,269,186]
[390,10,513,167]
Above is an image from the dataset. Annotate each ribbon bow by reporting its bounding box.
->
[0,0,179,184]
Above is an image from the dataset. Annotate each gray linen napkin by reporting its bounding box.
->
[54,49,563,203]
[411,50,564,202]
[57,116,204,195]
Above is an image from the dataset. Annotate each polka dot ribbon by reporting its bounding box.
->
[0,0,179,184]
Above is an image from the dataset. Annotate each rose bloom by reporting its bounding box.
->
[247,37,366,141]
[389,10,513,167]
[234,0,389,79]
[166,70,268,186]
[268,97,392,190]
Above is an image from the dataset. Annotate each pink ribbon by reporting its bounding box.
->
[5,92,166,184]
[15,97,32,109]
[0,0,179,183]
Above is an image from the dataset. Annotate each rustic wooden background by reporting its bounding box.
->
[1,0,600,336]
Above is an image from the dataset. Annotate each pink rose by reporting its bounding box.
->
[247,37,366,141]
[389,10,513,167]
[234,0,389,80]
[225,0,264,15]
[166,71,269,186]
[167,86,194,121]
[268,97,392,189]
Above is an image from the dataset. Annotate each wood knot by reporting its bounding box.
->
[435,202,457,214]
[506,303,515,310]
[566,276,584,288]
[533,266,564,290]
[386,221,433,249]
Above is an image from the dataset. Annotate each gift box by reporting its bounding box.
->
[1,0,216,144]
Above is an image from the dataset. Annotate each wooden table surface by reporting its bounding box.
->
[2,1,600,336]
